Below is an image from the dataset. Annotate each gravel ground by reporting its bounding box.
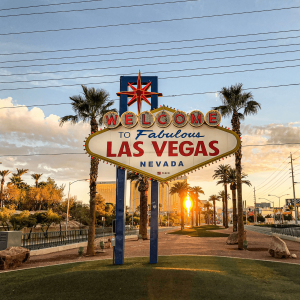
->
[2,226,300,272]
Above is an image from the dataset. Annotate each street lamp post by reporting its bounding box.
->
[258,198,275,223]
[268,194,289,224]
[66,179,89,231]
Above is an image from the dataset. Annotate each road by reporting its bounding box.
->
[244,225,272,236]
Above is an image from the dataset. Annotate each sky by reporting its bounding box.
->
[1,0,300,209]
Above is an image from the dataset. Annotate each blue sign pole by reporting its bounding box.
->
[115,75,159,265]
[150,78,159,264]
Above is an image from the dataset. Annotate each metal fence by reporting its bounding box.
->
[271,226,300,238]
[22,227,138,250]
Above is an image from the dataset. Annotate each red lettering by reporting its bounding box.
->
[152,141,167,157]
[107,141,116,157]
[194,141,208,156]
[106,115,118,125]
[179,141,194,156]
[209,113,217,123]
[142,114,150,125]
[191,113,202,124]
[133,141,144,157]
[168,141,178,156]
[118,142,132,157]
[125,114,133,125]
[209,141,219,156]
[175,113,185,124]
[158,114,166,124]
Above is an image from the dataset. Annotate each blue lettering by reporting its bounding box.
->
[188,133,196,138]
[136,130,153,140]
[149,161,153,167]
[156,161,161,167]
[149,133,157,138]
[157,130,165,138]
[165,133,174,138]
[174,130,182,138]
[140,161,146,167]
[171,161,176,167]
[163,161,169,167]
[178,161,184,166]
[195,132,205,138]
[181,133,187,138]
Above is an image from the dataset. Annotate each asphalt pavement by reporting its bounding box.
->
[245,225,272,236]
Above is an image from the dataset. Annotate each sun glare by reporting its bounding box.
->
[185,196,192,216]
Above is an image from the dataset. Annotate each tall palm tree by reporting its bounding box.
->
[209,194,220,225]
[60,85,116,255]
[190,186,205,226]
[170,181,190,230]
[227,167,252,232]
[213,83,261,249]
[13,168,29,179]
[0,170,11,207]
[31,173,43,188]
[213,164,230,228]
[127,172,149,239]
[218,190,231,227]
[204,201,212,225]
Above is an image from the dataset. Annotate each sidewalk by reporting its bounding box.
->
[3,226,300,272]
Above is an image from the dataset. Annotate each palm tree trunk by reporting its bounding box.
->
[36,180,38,189]
[195,200,198,226]
[232,111,244,250]
[139,190,148,239]
[87,117,99,256]
[224,185,228,228]
[0,180,4,208]
[232,189,237,232]
[213,201,216,225]
[180,197,185,230]
[222,197,225,226]
[191,201,194,227]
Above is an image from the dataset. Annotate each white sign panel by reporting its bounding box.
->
[85,108,240,182]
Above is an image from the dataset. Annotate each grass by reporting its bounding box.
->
[169,225,230,237]
[1,256,300,300]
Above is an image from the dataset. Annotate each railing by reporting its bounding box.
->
[22,227,138,250]
[271,225,300,238]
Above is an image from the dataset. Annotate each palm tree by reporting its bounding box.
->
[13,168,29,179]
[213,83,261,249]
[190,186,205,226]
[209,194,220,225]
[213,164,230,228]
[218,190,231,227]
[204,201,212,224]
[0,170,11,207]
[170,181,190,230]
[227,167,252,232]
[127,172,149,239]
[60,85,116,255]
[31,173,43,188]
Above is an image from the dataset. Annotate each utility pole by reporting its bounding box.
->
[290,153,298,224]
[254,187,257,224]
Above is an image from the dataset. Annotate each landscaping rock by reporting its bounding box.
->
[226,231,247,245]
[0,247,30,270]
[268,236,290,258]
[291,254,297,259]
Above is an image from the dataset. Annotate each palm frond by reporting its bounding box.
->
[59,115,79,127]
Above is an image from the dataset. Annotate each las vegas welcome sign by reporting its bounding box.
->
[85,106,241,182]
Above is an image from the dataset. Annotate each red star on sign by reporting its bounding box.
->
[117,70,162,115]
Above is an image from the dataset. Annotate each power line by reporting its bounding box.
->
[3,57,300,85]
[3,42,300,70]
[2,48,300,78]
[2,38,300,65]
[0,0,107,11]
[2,28,300,57]
[3,82,300,109]
[1,6,300,36]
[2,62,300,91]
[0,0,199,18]
[2,143,300,157]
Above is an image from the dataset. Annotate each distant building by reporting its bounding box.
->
[129,176,189,213]
[96,181,116,205]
